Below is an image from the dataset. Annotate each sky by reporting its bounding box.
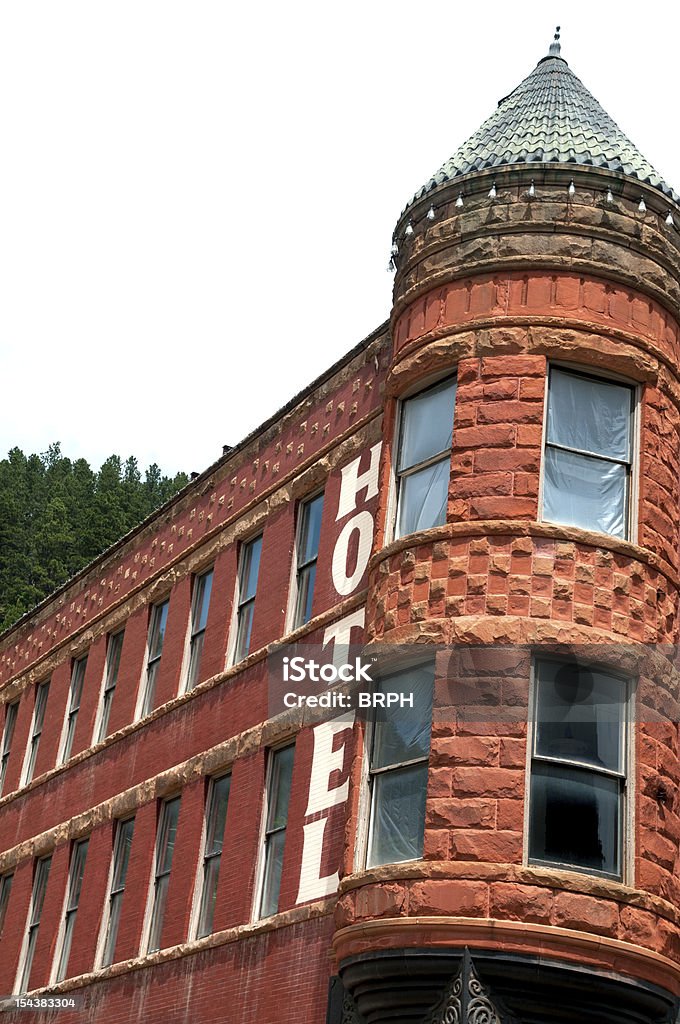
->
[1,2,678,477]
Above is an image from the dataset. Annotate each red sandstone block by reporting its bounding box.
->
[496,798,524,831]
[519,377,545,399]
[425,292,442,332]
[525,276,552,309]
[470,280,496,315]
[451,767,524,798]
[483,380,519,401]
[469,497,536,519]
[454,424,516,449]
[583,280,607,313]
[480,356,544,378]
[555,276,580,309]
[450,829,522,863]
[409,879,489,917]
[476,400,542,425]
[499,738,526,768]
[489,882,552,923]
[354,882,407,920]
[516,424,543,446]
[456,473,513,498]
[423,829,450,860]
[608,291,631,324]
[426,797,496,829]
[552,891,620,937]
[456,359,480,384]
[436,735,500,766]
[474,449,540,472]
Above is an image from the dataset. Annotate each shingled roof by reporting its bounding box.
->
[414,32,679,205]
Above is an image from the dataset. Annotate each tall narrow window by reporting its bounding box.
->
[17,856,51,993]
[96,631,124,743]
[139,600,169,718]
[233,536,262,663]
[22,681,50,786]
[367,663,434,868]
[101,818,135,968]
[185,569,213,692]
[54,839,89,982]
[0,701,18,795]
[292,494,324,629]
[146,797,181,953]
[529,660,628,879]
[258,745,294,919]
[0,873,13,938]
[60,655,88,764]
[395,377,456,539]
[196,774,231,937]
[542,367,635,539]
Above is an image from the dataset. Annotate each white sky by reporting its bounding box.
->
[1,2,678,477]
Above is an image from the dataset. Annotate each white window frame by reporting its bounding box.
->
[229,535,263,667]
[357,661,435,871]
[93,630,125,745]
[285,491,325,634]
[387,373,457,546]
[253,743,295,921]
[0,700,19,796]
[135,599,170,721]
[15,855,52,994]
[523,657,634,884]
[51,837,89,984]
[181,567,214,695]
[537,363,640,543]
[57,654,88,766]
[95,816,135,969]
[189,773,231,939]
[140,795,181,955]
[0,872,13,939]
[20,680,50,787]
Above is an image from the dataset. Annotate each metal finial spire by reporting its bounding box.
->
[549,25,561,56]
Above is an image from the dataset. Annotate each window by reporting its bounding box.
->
[146,797,181,953]
[542,367,635,539]
[233,536,262,663]
[366,663,434,868]
[195,775,231,937]
[95,631,124,743]
[0,701,18,795]
[17,856,51,993]
[395,377,456,539]
[529,660,628,879]
[59,655,88,764]
[258,745,294,919]
[22,681,50,786]
[54,838,89,982]
[185,569,213,692]
[292,494,324,629]
[100,818,135,968]
[139,600,169,718]
[0,873,13,938]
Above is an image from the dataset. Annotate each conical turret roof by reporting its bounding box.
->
[414,31,678,204]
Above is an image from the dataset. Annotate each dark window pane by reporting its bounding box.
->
[398,379,456,471]
[267,747,294,831]
[372,665,434,769]
[241,537,262,601]
[543,447,627,538]
[368,762,428,867]
[397,458,449,538]
[529,762,621,876]
[547,369,631,459]
[235,601,255,662]
[535,662,625,772]
[260,829,286,918]
[299,495,324,565]
[295,563,316,627]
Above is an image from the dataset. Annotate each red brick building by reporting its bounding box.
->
[1,33,680,1023]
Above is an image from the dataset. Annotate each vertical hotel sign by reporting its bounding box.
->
[296,442,381,903]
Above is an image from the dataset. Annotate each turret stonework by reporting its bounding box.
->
[0,34,678,1024]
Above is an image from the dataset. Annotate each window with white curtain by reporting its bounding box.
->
[542,367,635,539]
[366,663,434,868]
[395,377,456,539]
[529,660,628,879]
